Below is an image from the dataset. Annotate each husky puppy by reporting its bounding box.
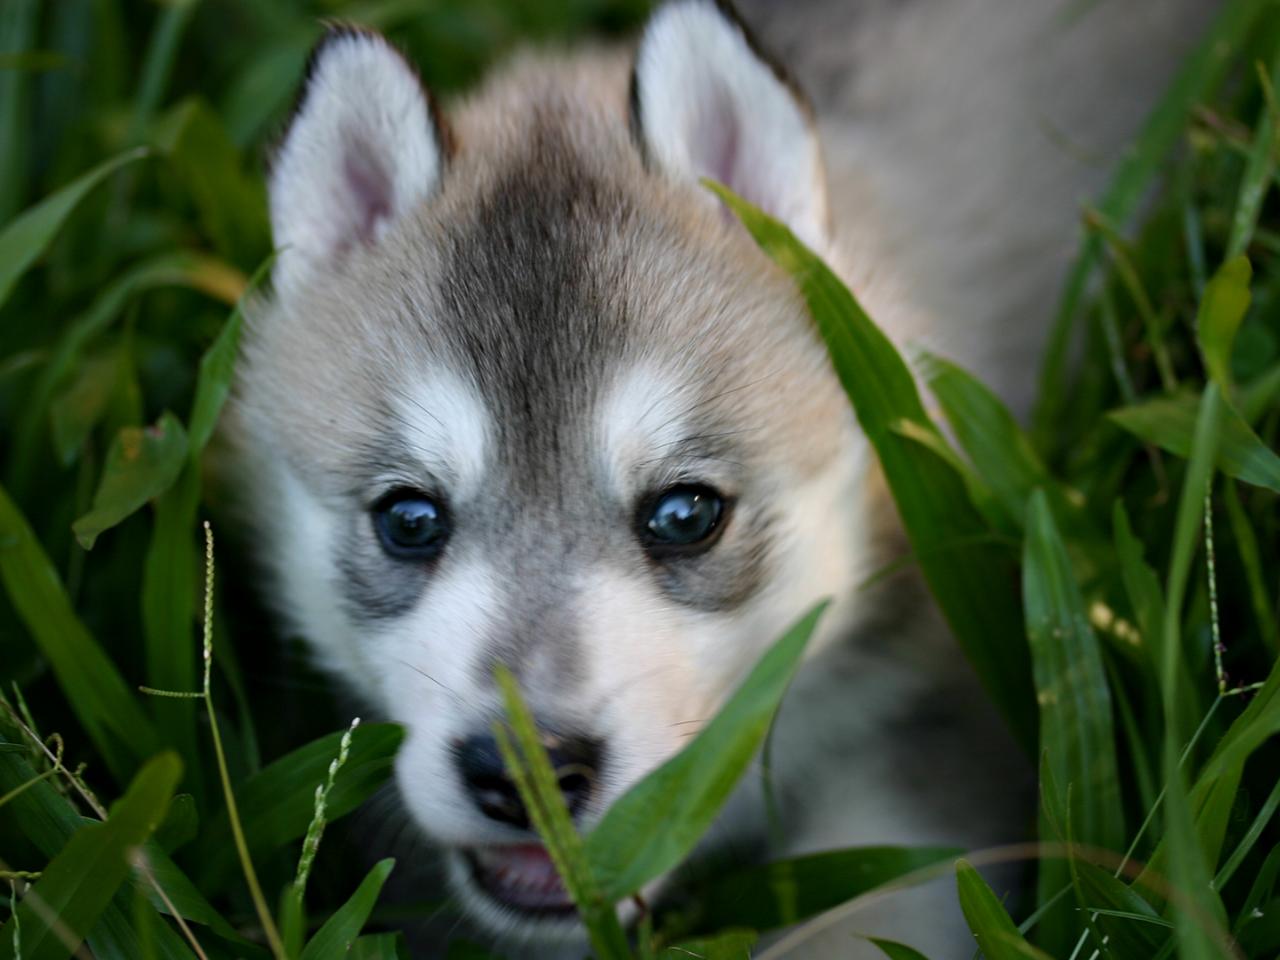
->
[233,1,1213,955]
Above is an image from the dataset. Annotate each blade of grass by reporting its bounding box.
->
[71,412,188,549]
[0,148,147,309]
[493,667,629,959]
[1196,256,1252,391]
[299,859,395,960]
[710,181,1035,751]
[918,351,1062,529]
[0,753,181,960]
[1224,56,1280,260]
[1033,0,1266,444]
[191,722,403,893]
[0,484,158,783]
[583,602,827,902]
[1108,391,1280,493]
[1024,489,1124,835]
[956,860,1054,960]
[1156,383,1231,957]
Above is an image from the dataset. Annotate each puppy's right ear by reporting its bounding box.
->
[269,27,446,298]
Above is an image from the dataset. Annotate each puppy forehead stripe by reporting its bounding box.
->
[393,368,491,491]
[599,364,691,489]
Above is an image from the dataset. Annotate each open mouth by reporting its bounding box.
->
[464,844,577,916]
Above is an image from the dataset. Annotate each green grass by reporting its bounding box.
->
[2,0,1280,958]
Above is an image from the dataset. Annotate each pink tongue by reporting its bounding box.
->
[473,845,572,909]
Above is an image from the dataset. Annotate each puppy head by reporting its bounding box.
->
[237,3,874,938]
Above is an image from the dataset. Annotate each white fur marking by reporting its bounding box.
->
[394,368,491,494]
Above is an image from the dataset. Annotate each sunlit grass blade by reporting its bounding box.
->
[956,860,1053,960]
[0,752,181,960]
[493,667,629,959]
[710,181,1035,751]
[1023,491,1125,840]
[299,859,395,960]
[584,602,827,903]
[1108,391,1280,493]
[0,147,147,308]
[918,351,1060,530]
[0,484,158,783]
[1196,256,1251,390]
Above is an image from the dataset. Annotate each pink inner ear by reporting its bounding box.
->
[343,148,394,245]
[701,83,741,190]
[692,81,783,230]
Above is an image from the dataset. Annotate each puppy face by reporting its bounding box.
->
[236,3,874,937]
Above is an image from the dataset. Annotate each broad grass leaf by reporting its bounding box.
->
[867,939,932,960]
[1108,391,1280,493]
[667,846,959,938]
[193,723,403,892]
[659,930,756,959]
[0,752,180,960]
[1111,502,1199,743]
[710,181,1035,752]
[0,147,146,308]
[1073,861,1168,956]
[1033,0,1265,442]
[584,602,827,902]
[0,485,158,782]
[1197,257,1252,389]
[72,411,188,549]
[918,351,1057,530]
[956,860,1052,960]
[1023,491,1124,849]
[188,253,273,452]
[300,859,395,960]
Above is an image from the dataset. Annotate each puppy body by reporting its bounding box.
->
[233,2,1214,955]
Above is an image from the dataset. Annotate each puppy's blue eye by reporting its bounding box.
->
[644,485,726,552]
[374,492,449,559]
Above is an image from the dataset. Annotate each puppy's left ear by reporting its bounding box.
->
[269,27,447,298]
[631,0,829,250]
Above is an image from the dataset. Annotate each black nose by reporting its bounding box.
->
[454,732,601,830]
